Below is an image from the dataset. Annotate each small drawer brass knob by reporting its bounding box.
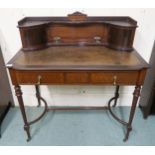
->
[113,75,117,85]
[94,36,101,43]
[37,75,42,85]
[53,36,61,43]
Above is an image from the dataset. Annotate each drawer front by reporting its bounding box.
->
[15,71,139,85]
[65,72,89,84]
[16,71,64,84]
[90,72,139,85]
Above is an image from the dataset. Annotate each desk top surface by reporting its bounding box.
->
[8,46,148,71]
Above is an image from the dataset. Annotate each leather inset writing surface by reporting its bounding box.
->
[9,46,145,71]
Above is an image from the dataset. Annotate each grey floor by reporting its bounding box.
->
[0,107,155,146]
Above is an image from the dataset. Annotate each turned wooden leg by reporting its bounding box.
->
[113,85,120,107]
[35,85,41,107]
[14,85,31,141]
[124,85,141,141]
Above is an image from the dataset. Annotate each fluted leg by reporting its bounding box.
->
[124,85,141,141]
[14,85,31,141]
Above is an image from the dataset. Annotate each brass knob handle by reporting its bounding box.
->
[94,36,101,43]
[113,75,117,86]
[37,75,42,85]
[53,36,61,43]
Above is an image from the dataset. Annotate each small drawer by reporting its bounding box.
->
[91,71,139,85]
[65,72,89,84]
[16,71,64,84]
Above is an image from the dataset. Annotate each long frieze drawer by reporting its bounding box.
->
[90,71,139,85]
[15,71,64,84]
[14,71,139,85]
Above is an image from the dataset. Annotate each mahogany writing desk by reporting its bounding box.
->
[7,12,148,142]
[7,46,148,142]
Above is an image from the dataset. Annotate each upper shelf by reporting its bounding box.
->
[18,12,137,28]
[17,12,138,52]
